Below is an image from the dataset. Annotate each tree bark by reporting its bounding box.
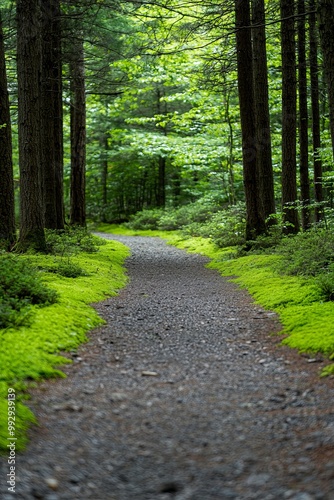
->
[41,0,64,229]
[156,87,167,208]
[280,0,300,233]
[235,0,266,241]
[309,0,323,222]
[298,0,310,229]
[100,132,109,222]
[156,156,166,208]
[0,11,16,247]
[17,0,46,251]
[70,37,86,226]
[251,0,276,222]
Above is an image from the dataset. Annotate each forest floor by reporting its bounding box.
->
[1,234,334,500]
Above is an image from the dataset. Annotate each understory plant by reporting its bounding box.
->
[126,200,247,247]
[0,255,58,329]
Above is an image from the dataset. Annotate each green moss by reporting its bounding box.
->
[95,222,178,239]
[0,239,129,452]
[0,382,36,451]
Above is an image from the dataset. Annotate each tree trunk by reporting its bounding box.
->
[54,6,65,232]
[235,0,266,241]
[156,87,167,208]
[156,156,166,208]
[317,0,334,159]
[70,37,86,226]
[101,132,109,222]
[298,0,310,229]
[222,79,236,205]
[309,0,323,222]
[0,11,16,247]
[17,0,46,251]
[251,0,276,222]
[280,0,300,233]
[41,0,57,229]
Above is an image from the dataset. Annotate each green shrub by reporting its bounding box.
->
[126,209,165,230]
[158,202,219,230]
[125,201,246,247]
[45,227,102,256]
[56,262,87,278]
[190,202,246,247]
[126,198,224,231]
[275,227,334,277]
[0,256,58,329]
[316,270,334,301]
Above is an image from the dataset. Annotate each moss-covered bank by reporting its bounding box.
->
[0,238,129,452]
[97,225,334,377]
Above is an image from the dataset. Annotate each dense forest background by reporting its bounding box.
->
[1,0,334,250]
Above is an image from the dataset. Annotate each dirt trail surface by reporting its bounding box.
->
[1,234,334,500]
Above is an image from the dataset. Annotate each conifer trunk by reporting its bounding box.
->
[298,0,310,229]
[251,0,276,222]
[17,0,46,251]
[235,0,266,241]
[309,0,323,222]
[0,12,15,247]
[280,0,300,233]
[70,38,86,226]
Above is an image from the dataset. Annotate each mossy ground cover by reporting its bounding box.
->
[99,226,334,377]
[0,238,129,452]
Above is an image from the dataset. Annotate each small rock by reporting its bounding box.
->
[45,478,59,490]
[83,388,95,394]
[141,371,158,376]
[52,402,82,412]
[245,473,271,486]
[110,392,127,402]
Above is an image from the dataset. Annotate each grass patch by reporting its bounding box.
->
[0,238,129,452]
[98,226,334,376]
[95,222,177,239]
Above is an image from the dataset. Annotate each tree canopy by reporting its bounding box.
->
[1,0,334,248]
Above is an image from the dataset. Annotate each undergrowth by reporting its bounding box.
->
[0,256,58,329]
[124,200,247,248]
[0,231,129,452]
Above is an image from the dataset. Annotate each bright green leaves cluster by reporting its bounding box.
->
[83,5,245,220]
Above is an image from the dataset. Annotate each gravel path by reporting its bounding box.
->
[1,234,334,500]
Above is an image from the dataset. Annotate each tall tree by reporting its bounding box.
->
[17,0,46,251]
[70,37,86,226]
[298,0,310,229]
[309,0,323,222]
[0,10,15,247]
[235,0,266,241]
[317,0,334,159]
[251,0,276,222]
[280,0,299,233]
[41,0,64,229]
[156,87,167,208]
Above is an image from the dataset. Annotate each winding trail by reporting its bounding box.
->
[2,234,334,499]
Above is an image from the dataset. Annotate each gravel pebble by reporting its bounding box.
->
[1,234,333,499]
